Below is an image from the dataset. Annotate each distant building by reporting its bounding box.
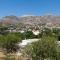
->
[32,30,40,35]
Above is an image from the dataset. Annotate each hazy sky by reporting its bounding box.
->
[0,0,60,17]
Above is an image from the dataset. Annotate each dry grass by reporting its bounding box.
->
[0,51,31,60]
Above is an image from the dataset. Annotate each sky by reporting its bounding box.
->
[0,0,60,17]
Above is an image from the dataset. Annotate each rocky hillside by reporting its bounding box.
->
[0,15,60,26]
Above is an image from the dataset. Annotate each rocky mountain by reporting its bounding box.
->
[0,15,60,26]
[0,15,19,25]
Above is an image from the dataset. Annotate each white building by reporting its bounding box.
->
[32,30,40,35]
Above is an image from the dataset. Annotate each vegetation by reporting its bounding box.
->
[24,36,60,60]
[0,26,60,60]
[0,33,22,53]
[24,31,40,39]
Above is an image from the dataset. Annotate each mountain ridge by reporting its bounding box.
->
[0,15,60,26]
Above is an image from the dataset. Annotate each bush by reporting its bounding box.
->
[24,36,60,60]
[0,33,22,53]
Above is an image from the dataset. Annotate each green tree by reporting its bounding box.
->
[25,31,34,39]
